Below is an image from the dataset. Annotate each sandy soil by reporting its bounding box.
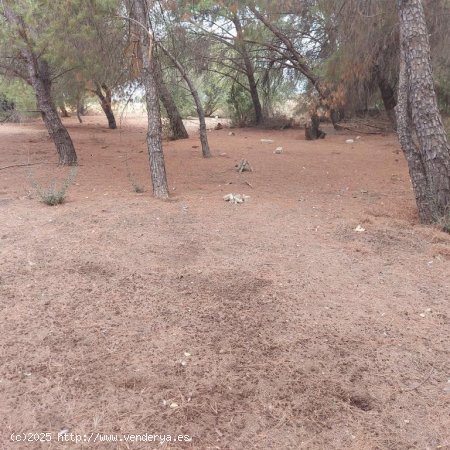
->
[0,115,449,450]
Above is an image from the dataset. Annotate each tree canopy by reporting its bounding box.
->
[0,0,449,220]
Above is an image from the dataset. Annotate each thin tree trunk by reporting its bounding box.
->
[59,103,70,118]
[154,62,188,140]
[94,83,117,129]
[76,97,83,123]
[159,43,211,158]
[232,15,263,125]
[134,0,169,199]
[397,0,450,222]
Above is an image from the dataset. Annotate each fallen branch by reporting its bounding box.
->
[334,125,384,135]
[0,162,51,171]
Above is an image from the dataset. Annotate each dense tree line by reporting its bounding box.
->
[0,0,449,222]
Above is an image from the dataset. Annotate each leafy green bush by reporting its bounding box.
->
[0,78,36,121]
[226,83,255,126]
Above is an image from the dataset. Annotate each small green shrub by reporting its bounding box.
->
[30,167,77,205]
[125,157,145,193]
[226,83,255,127]
[132,182,145,193]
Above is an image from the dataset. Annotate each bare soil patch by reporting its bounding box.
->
[0,116,449,449]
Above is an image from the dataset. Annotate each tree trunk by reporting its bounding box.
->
[159,43,211,158]
[2,5,77,165]
[59,103,70,118]
[29,60,77,165]
[76,97,83,123]
[396,41,432,220]
[232,15,263,125]
[94,83,117,129]
[250,6,336,132]
[396,0,450,222]
[134,0,169,199]
[305,113,326,140]
[374,66,397,129]
[154,62,189,140]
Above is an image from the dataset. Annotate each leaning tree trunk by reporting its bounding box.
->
[159,43,211,158]
[29,59,77,165]
[2,4,77,165]
[154,62,188,140]
[94,83,117,129]
[134,0,169,199]
[232,15,263,125]
[396,0,450,222]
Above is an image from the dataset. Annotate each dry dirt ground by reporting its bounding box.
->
[0,115,449,450]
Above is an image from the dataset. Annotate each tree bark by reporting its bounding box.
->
[76,96,83,123]
[59,103,70,118]
[305,113,326,140]
[159,43,211,158]
[2,5,77,165]
[133,0,169,199]
[94,83,117,129]
[374,66,397,129]
[396,0,450,222]
[29,59,77,165]
[232,15,263,125]
[396,42,432,220]
[154,62,189,140]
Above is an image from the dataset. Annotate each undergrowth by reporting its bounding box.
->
[29,167,77,205]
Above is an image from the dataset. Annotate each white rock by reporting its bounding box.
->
[228,132,235,136]
[223,193,249,204]
[273,147,283,154]
[260,139,274,143]
[346,139,354,144]
[354,225,365,232]
[169,402,179,408]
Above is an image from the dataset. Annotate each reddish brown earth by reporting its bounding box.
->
[0,116,449,450]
